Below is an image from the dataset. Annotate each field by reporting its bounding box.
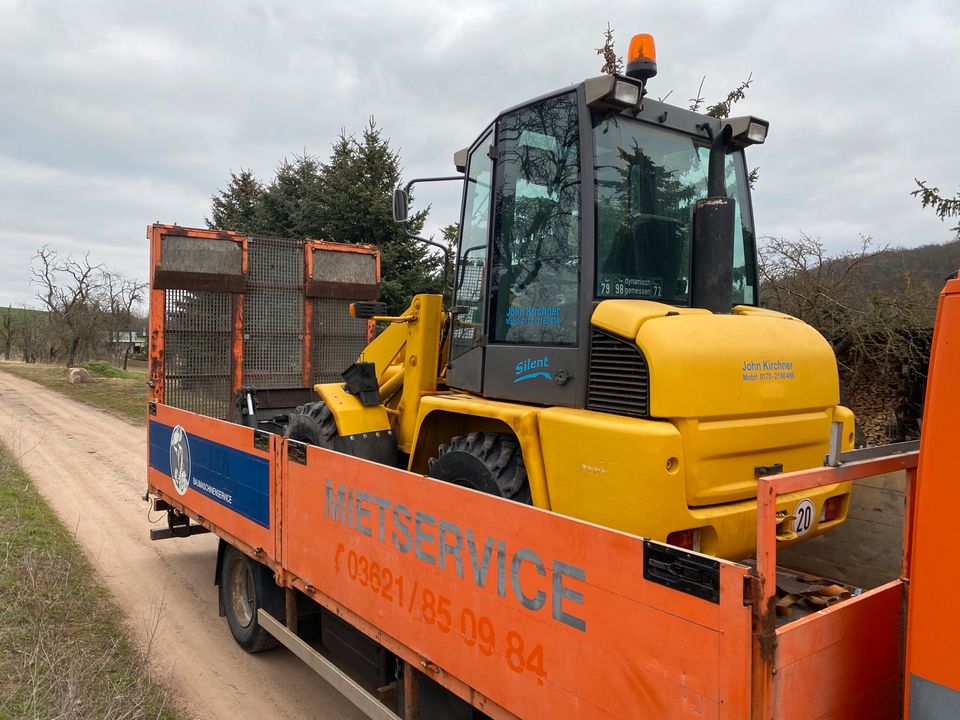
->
[0,441,181,720]
[0,360,147,425]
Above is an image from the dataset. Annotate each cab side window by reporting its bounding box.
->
[451,130,494,359]
[490,92,580,346]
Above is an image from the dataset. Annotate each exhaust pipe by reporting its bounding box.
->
[690,124,736,314]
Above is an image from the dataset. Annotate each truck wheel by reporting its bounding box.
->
[285,401,337,448]
[427,432,532,504]
[219,544,279,652]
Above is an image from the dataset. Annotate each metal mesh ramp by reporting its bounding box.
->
[243,237,304,389]
[153,226,378,415]
[163,289,233,419]
[312,297,367,384]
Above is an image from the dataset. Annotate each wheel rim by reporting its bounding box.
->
[228,558,255,628]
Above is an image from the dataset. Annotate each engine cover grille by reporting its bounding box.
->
[587,329,650,418]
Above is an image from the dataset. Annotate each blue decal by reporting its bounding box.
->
[149,421,271,528]
[504,306,561,327]
[515,371,552,383]
[514,355,552,383]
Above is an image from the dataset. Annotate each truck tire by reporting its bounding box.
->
[285,402,337,448]
[219,544,279,652]
[427,432,532,504]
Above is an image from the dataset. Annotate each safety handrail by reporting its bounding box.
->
[755,449,919,610]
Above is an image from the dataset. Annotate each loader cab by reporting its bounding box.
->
[446,74,762,410]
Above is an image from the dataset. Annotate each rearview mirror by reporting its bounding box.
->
[392,187,409,223]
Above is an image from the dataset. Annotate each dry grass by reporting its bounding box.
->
[0,362,147,426]
[0,443,182,720]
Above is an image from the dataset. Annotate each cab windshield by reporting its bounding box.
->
[593,114,757,305]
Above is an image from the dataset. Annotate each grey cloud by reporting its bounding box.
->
[1,0,958,306]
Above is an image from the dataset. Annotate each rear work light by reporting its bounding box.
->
[666,528,702,553]
[820,496,844,524]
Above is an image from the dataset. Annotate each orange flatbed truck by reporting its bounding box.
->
[143,223,960,718]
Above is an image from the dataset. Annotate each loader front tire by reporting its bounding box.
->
[427,432,532,504]
[285,402,337,448]
[285,400,398,466]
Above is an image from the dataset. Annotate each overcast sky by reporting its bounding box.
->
[1,0,958,306]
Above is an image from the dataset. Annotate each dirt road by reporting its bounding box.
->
[0,370,366,720]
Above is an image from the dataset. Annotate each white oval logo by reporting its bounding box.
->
[169,425,191,496]
[794,498,815,537]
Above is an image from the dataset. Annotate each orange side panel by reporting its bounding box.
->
[283,443,753,719]
[773,582,903,720]
[147,225,165,405]
[906,280,960,703]
[147,405,275,560]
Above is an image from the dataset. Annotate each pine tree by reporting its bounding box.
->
[206,169,264,232]
[207,121,446,314]
[912,179,960,239]
[318,119,442,314]
[255,154,325,238]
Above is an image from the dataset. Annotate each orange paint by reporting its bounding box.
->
[905,278,960,715]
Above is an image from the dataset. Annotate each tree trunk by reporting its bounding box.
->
[66,336,80,368]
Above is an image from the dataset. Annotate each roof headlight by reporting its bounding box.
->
[612,81,640,107]
[746,120,768,144]
[726,116,771,149]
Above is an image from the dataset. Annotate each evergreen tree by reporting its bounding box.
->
[206,120,445,315]
[912,179,960,239]
[318,120,442,313]
[206,169,263,232]
[254,153,326,238]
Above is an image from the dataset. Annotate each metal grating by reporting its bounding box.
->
[312,297,368,384]
[243,237,304,389]
[587,329,650,418]
[452,259,486,354]
[164,290,233,419]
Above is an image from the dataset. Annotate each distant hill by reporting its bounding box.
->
[3,306,46,321]
[856,240,960,298]
[758,237,958,445]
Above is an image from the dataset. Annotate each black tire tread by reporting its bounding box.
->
[285,401,337,448]
[220,545,279,653]
[428,432,531,504]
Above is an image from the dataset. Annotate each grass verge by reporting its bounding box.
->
[0,442,182,720]
[0,362,147,425]
[84,359,144,380]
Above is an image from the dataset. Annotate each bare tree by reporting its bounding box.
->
[102,269,148,369]
[31,246,104,367]
[17,307,44,364]
[758,234,935,376]
[0,306,13,361]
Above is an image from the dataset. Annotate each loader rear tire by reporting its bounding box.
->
[285,402,337,448]
[427,432,532,504]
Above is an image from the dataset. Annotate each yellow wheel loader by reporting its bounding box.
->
[286,34,854,560]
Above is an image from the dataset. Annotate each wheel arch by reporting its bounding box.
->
[409,397,551,508]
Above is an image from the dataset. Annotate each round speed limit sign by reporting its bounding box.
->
[794,498,815,537]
